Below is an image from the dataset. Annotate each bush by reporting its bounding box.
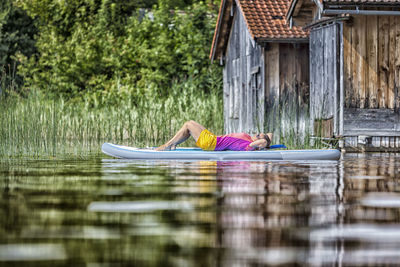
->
[0,0,37,95]
[15,0,221,102]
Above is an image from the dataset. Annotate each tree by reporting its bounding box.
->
[15,0,221,101]
[0,0,37,92]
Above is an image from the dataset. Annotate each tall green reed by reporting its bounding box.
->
[0,81,223,157]
[264,92,337,149]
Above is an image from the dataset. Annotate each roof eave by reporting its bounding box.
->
[286,0,300,22]
[256,37,309,43]
[323,1,400,7]
[210,0,228,63]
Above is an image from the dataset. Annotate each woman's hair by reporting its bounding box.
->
[264,134,271,148]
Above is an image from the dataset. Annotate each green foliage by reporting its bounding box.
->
[0,0,37,94]
[15,0,221,102]
[0,0,224,156]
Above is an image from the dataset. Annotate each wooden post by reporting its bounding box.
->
[378,16,389,108]
[223,66,229,133]
[333,23,339,136]
[339,22,344,136]
[246,53,252,131]
[367,15,378,108]
[389,16,396,109]
[343,21,353,108]
[355,16,367,108]
[259,48,265,132]
[324,26,330,117]
[351,18,360,108]
[309,30,316,135]
[396,16,400,112]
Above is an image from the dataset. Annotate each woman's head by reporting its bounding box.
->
[255,133,273,148]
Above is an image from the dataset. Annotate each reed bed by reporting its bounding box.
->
[0,84,223,157]
[1,77,334,157]
[264,97,334,150]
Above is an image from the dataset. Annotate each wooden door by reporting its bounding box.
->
[310,23,340,137]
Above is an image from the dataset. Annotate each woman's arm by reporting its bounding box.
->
[248,139,268,150]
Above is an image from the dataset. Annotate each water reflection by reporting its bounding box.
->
[0,244,67,261]
[0,153,399,265]
[88,200,193,212]
[361,192,400,208]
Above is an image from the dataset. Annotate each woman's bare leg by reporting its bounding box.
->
[155,120,206,151]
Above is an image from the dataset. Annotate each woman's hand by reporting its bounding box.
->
[249,139,268,150]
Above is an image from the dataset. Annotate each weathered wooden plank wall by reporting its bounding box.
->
[344,108,400,136]
[339,16,400,150]
[309,23,339,137]
[265,44,279,108]
[343,15,400,109]
[223,7,265,134]
[341,15,400,145]
[265,43,309,142]
[223,7,309,142]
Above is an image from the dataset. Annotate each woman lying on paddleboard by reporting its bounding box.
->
[156,120,273,151]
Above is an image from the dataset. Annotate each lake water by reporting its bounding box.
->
[1,153,400,266]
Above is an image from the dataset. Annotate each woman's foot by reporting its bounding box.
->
[155,144,176,151]
[155,144,169,151]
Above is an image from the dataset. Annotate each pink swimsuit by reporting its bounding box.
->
[215,133,255,151]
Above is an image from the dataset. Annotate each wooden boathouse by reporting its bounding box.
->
[210,0,309,139]
[287,0,400,151]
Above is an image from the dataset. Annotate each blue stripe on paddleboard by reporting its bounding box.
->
[270,144,287,149]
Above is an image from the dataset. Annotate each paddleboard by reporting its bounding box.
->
[102,143,341,160]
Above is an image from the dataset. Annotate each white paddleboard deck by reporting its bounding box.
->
[102,143,341,160]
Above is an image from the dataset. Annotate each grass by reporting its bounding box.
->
[264,96,336,150]
[0,76,334,158]
[0,82,224,157]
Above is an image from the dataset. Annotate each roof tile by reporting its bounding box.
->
[237,0,308,39]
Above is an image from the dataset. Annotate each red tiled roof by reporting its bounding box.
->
[210,0,308,61]
[238,0,308,40]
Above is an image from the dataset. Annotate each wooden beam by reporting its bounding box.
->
[339,22,344,136]
[293,0,304,16]
[357,16,367,108]
[396,16,400,111]
[343,108,400,135]
[343,130,400,136]
[378,16,389,108]
[343,22,353,108]
[366,15,378,108]
[351,18,360,108]
[389,16,396,109]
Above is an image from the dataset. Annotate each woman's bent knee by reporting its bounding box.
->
[184,120,196,128]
